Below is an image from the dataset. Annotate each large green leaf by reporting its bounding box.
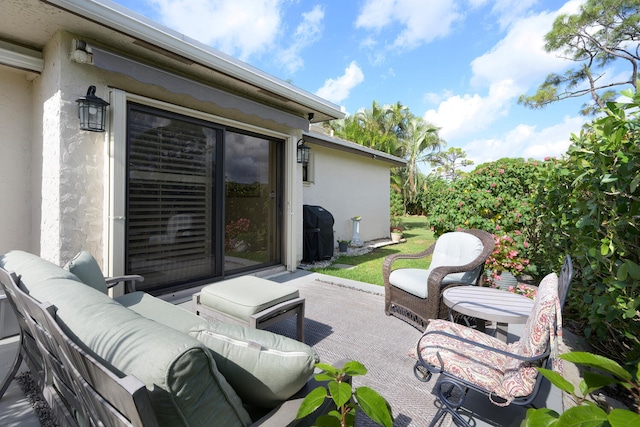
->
[557,405,609,426]
[313,414,342,427]
[342,360,368,377]
[354,386,393,427]
[328,381,352,409]
[296,387,328,419]
[581,371,621,395]
[608,408,640,427]
[520,407,560,427]
[537,368,575,394]
[560,352,632,381]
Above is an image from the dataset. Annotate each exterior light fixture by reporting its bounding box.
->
[76,85,109,132]
[297,139,310,164]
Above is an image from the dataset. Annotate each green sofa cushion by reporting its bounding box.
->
[199,277,299,322]
[190,322,319,409]
[116,291,205,333]
[63,250,108,294]
[0,250,81,293]
[0,251,253,427]
[119,290,319,409]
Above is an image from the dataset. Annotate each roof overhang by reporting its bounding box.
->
[302,131,407,167]
[1,0,346,124]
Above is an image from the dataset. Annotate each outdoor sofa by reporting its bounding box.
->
[0,250,334,426]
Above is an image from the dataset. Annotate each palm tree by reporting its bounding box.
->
[399,117,444,204]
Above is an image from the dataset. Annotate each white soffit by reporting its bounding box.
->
[0,40,44,73]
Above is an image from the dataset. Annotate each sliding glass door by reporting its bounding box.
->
[125,103,282,293]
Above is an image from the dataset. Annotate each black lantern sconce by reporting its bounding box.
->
[296,112,314,164]
[297,139,310,164]
[76,85,110,132]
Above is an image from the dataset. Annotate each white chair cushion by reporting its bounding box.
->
[389,232,485,298]
[431,232,484,269]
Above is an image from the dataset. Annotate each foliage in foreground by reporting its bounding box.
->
[522,351,639,426]
[296,360,393,427]
[534,87,640,367]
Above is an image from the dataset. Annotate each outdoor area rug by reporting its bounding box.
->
[266,277,439,426]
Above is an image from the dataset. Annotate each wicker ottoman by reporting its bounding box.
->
[192,276,305,342]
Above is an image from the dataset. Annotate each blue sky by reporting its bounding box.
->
[111,0,602,170]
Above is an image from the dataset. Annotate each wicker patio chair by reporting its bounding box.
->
[412,255,573,427]
[382,229,494,331]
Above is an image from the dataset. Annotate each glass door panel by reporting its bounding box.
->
[126,104,221,291]
[224,130,281,273]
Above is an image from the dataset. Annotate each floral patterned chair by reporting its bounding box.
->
[412,255,573,427]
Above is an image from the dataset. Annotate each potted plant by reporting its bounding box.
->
[390,218,404,243]
[484,232,530,289]
[337,239,350,253]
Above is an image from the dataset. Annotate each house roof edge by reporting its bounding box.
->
[303,131,407,167]
[46,0,346,122]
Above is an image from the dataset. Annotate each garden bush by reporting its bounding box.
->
[425,158,543,276]
[535,88,640,367]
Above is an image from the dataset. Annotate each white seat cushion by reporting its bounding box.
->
[389,232,485,298]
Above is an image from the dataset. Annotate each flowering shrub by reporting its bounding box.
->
[424,158,541,276]
[485,233,530,286]
[225,218,251,250]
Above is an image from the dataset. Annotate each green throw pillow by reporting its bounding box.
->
[63,251,108,294]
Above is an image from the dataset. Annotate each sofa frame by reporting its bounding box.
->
[0,265,337,427]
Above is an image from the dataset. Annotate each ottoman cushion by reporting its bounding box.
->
[200,276,299,322]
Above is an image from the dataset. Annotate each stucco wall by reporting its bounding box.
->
[0,66,33,254]
[302,144,391,247]
[32,31,302,270]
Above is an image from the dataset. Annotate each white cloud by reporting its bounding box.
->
[150,0,284,61]
[355,0,461,50]
[424,80,519,140]
[463,115,586,166]
[315,61,365,104]
[471,0,584,89]
[278,5,325,74]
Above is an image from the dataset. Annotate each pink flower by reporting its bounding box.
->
[491,183,496,188]
[515,230,521,235]
[499,168,505,174]
[524,241,529,248]
[458,201,463,207]
[495,225,501,230]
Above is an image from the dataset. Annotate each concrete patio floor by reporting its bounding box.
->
[0,270,581,426]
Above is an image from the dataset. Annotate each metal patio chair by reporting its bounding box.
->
[412,255,573,427]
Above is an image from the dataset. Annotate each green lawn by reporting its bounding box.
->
[310,216,436,286]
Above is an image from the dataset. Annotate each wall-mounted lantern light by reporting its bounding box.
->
[76,85,109,132]
[297,139,310,164]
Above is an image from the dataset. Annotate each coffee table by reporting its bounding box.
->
[442,286,534,342]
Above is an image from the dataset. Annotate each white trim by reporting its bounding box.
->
[105,90,297,280]
[105,88,127,292]
[0,40,44,73]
